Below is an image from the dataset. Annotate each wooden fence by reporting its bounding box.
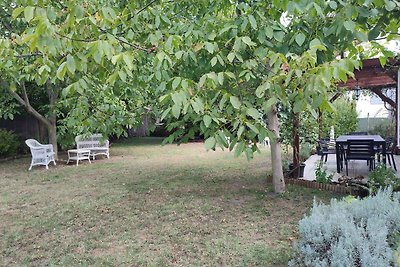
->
[0,115,48,142]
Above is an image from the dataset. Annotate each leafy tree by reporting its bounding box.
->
[0,1,158,157]
[321,96,358,137]
[155,0,399,192]
[0,0,398,192]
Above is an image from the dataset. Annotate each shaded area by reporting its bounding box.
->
[0,138,338,266]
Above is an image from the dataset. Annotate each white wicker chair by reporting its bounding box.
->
[25,139,56,170]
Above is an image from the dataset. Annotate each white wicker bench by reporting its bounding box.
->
[75,134,110,160]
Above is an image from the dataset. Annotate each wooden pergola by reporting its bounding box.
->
[291,58,399,178]
[337,58,400,147]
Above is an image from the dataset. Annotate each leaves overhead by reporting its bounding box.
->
[0,0,398,154]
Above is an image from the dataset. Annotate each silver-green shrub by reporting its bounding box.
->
[289,188,400,267]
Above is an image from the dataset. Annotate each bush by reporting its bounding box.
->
[315,161,333,184]
[369,121,395,139]
[300,142,313,162]
[289,188,400,266]
[321,97,358,137]
[0,129,20,158]
[368,164,400,194]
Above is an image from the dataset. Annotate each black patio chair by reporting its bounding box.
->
[317,139,336,163]
[344,139,376,176]
[385,139,397,171]
[375,138,397,171]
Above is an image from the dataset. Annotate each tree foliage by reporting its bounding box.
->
[0,0,399,191]
[322,96,359,137]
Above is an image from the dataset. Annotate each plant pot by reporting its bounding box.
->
[289,163,306,178]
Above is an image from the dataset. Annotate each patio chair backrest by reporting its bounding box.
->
[385,139,395,152]
[346,139,375,160]
[317,139,329,152]
[348,131,368,135]
[25,139,42,148]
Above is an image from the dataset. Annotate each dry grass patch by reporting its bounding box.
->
[0,137,340,266]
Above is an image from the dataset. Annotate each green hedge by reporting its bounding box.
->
[0,129,21,158]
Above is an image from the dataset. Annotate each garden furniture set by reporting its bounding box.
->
[317,133,396,175]
[25,134,109,170]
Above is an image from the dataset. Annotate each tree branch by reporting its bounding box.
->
[115,0,160,35]
[136,0,159,16]
[21,82,30,107]
[55,32,96,42]
[0,19,13,32]
[370,88,396,108]
[371,32,400,41]
[97,27,150,52]
[15,53,43,58]
[329,92,342,103]
[8,87,27,107]
[55,29,150,52]
[3,81,52,128]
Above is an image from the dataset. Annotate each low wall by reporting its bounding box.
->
[285,178,352,194]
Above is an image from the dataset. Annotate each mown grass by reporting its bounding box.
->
[0,137,340,266]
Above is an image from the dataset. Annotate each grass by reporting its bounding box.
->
[0,137,340,266]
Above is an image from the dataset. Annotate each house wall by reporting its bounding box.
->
[355,92,391,119]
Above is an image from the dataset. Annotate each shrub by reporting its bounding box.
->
[0,129,20,158]
[369,120,395,139]
[300,142,313,162]
[289,188,400,267]
[315,161,333,184]
[368,164,400,194]
[321,97,358,137]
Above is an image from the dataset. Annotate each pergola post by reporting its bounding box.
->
[397,67,400,148]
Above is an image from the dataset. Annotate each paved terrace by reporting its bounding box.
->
[303,154,400,182]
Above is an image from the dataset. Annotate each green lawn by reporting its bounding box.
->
[0,138,339,266]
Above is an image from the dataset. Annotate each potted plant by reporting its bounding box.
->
[289,142,312,178]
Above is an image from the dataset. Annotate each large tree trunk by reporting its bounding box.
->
[47,123,58,159]
[47,82,59,159]
[267,104,286,193]
[5,80,59,160]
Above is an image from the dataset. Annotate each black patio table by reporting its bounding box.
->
[335,135,386,173]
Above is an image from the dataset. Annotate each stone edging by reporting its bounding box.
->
[285,178,352,194]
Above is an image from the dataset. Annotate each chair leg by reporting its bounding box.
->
[29,165,32,171]
[391,154,397,171]
[324,154,328,163]
[345,160,348,176]
[387,153,392,166]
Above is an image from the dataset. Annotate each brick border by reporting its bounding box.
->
[285,178,353,194]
